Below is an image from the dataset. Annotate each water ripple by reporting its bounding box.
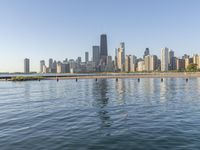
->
[0,78,200,149]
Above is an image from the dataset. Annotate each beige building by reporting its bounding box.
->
[198,56,200,69]
[144,55,150,71]
[57,62,62,73]
[161,48,169,71]
[185,58,193,69]
[138,61,145,72]
[129,55,137,72]
[150,55,158,71]
[193,54,198,64]
[117,42,125,72]
[125,55,137,72]
[193,54,200,69]
[144,55,157,71]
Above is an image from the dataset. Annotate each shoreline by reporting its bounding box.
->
[1,72,200,81]
[48,73,200,80]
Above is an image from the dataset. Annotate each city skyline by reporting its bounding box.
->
[1,0,200,72]
[24,34,200,74]
[4,33,200,73]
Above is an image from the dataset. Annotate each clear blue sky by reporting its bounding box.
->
[0,0,200,72]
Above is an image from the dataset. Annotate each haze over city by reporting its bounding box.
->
[1,0,200,72]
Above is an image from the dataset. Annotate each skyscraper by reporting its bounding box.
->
[52,60,57,73]
[161,48,169,71]
[100,34,108,58]
[24,58,30,73]
[143,48,150,59]
[129,55,137,72]
[138,61,145,71]
[76,57,82,64]
[117,42,125,72]
[106,56,113,72]
[92,46,100,65]
[85,52,89,63]
[40,60,45,73]
[168,50,175,70]
[114,48,118,71]
[49,58,53,69]
[99,34,108,68]
[193,54,199,64]
[144,55,151,71]
[150,55,158,71]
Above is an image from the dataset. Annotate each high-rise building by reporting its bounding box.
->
[193,54,199,64]
[57,62,62,74]
[49,58,53,69]
[198,56,200,69]
[125,55,130,72]
[63,58,68,63]
[100,34,108,58]
[52,60,57,73]
[40,60,45,73]
[168,50,175,70]
[76,57,82,64]
[125,55,137,72]
[92,46,100,66]
[143,48,150,59]
[85,52,89,63]
[176,58,185,71]
[114,48,118,71]
[106,56,113,72]
[138,61,145,72]
[161,48,169,71]
[24,58,30,73]
[182,54,189,60]
[68,59,76,73]
[144,55,151,71]
[117,42,125,72]
[185,57,193,70]
[150,55,158,71]
[99,34,108,69]
[129,55,137,72]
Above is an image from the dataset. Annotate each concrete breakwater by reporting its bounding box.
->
[1,72,200,81]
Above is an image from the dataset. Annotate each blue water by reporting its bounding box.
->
[0,78,200,150]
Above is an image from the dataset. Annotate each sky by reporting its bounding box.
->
[0,0,200,72]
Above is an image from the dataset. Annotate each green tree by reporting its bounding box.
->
[187,64,198,72]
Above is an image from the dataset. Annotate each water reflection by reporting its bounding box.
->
[92,79,111,129]
[115,79,126,105]
[92,79,109,108]
[24,82,31,99]
[160,78,168,102]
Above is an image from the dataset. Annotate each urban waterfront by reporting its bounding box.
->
[1,78,200,150]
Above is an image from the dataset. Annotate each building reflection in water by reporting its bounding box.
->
[92,79,111,129]
[197,78,200,91]
[24,82,31,99]
[93,79,109,108]
[115,79,126,105]
[115,79,128,121]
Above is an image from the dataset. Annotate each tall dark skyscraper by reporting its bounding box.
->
[85,52,89,63]
[99,34,108,70]
[100,34,108,57]
[143,48,150,59]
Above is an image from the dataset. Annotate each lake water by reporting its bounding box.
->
[0,78,200,150]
